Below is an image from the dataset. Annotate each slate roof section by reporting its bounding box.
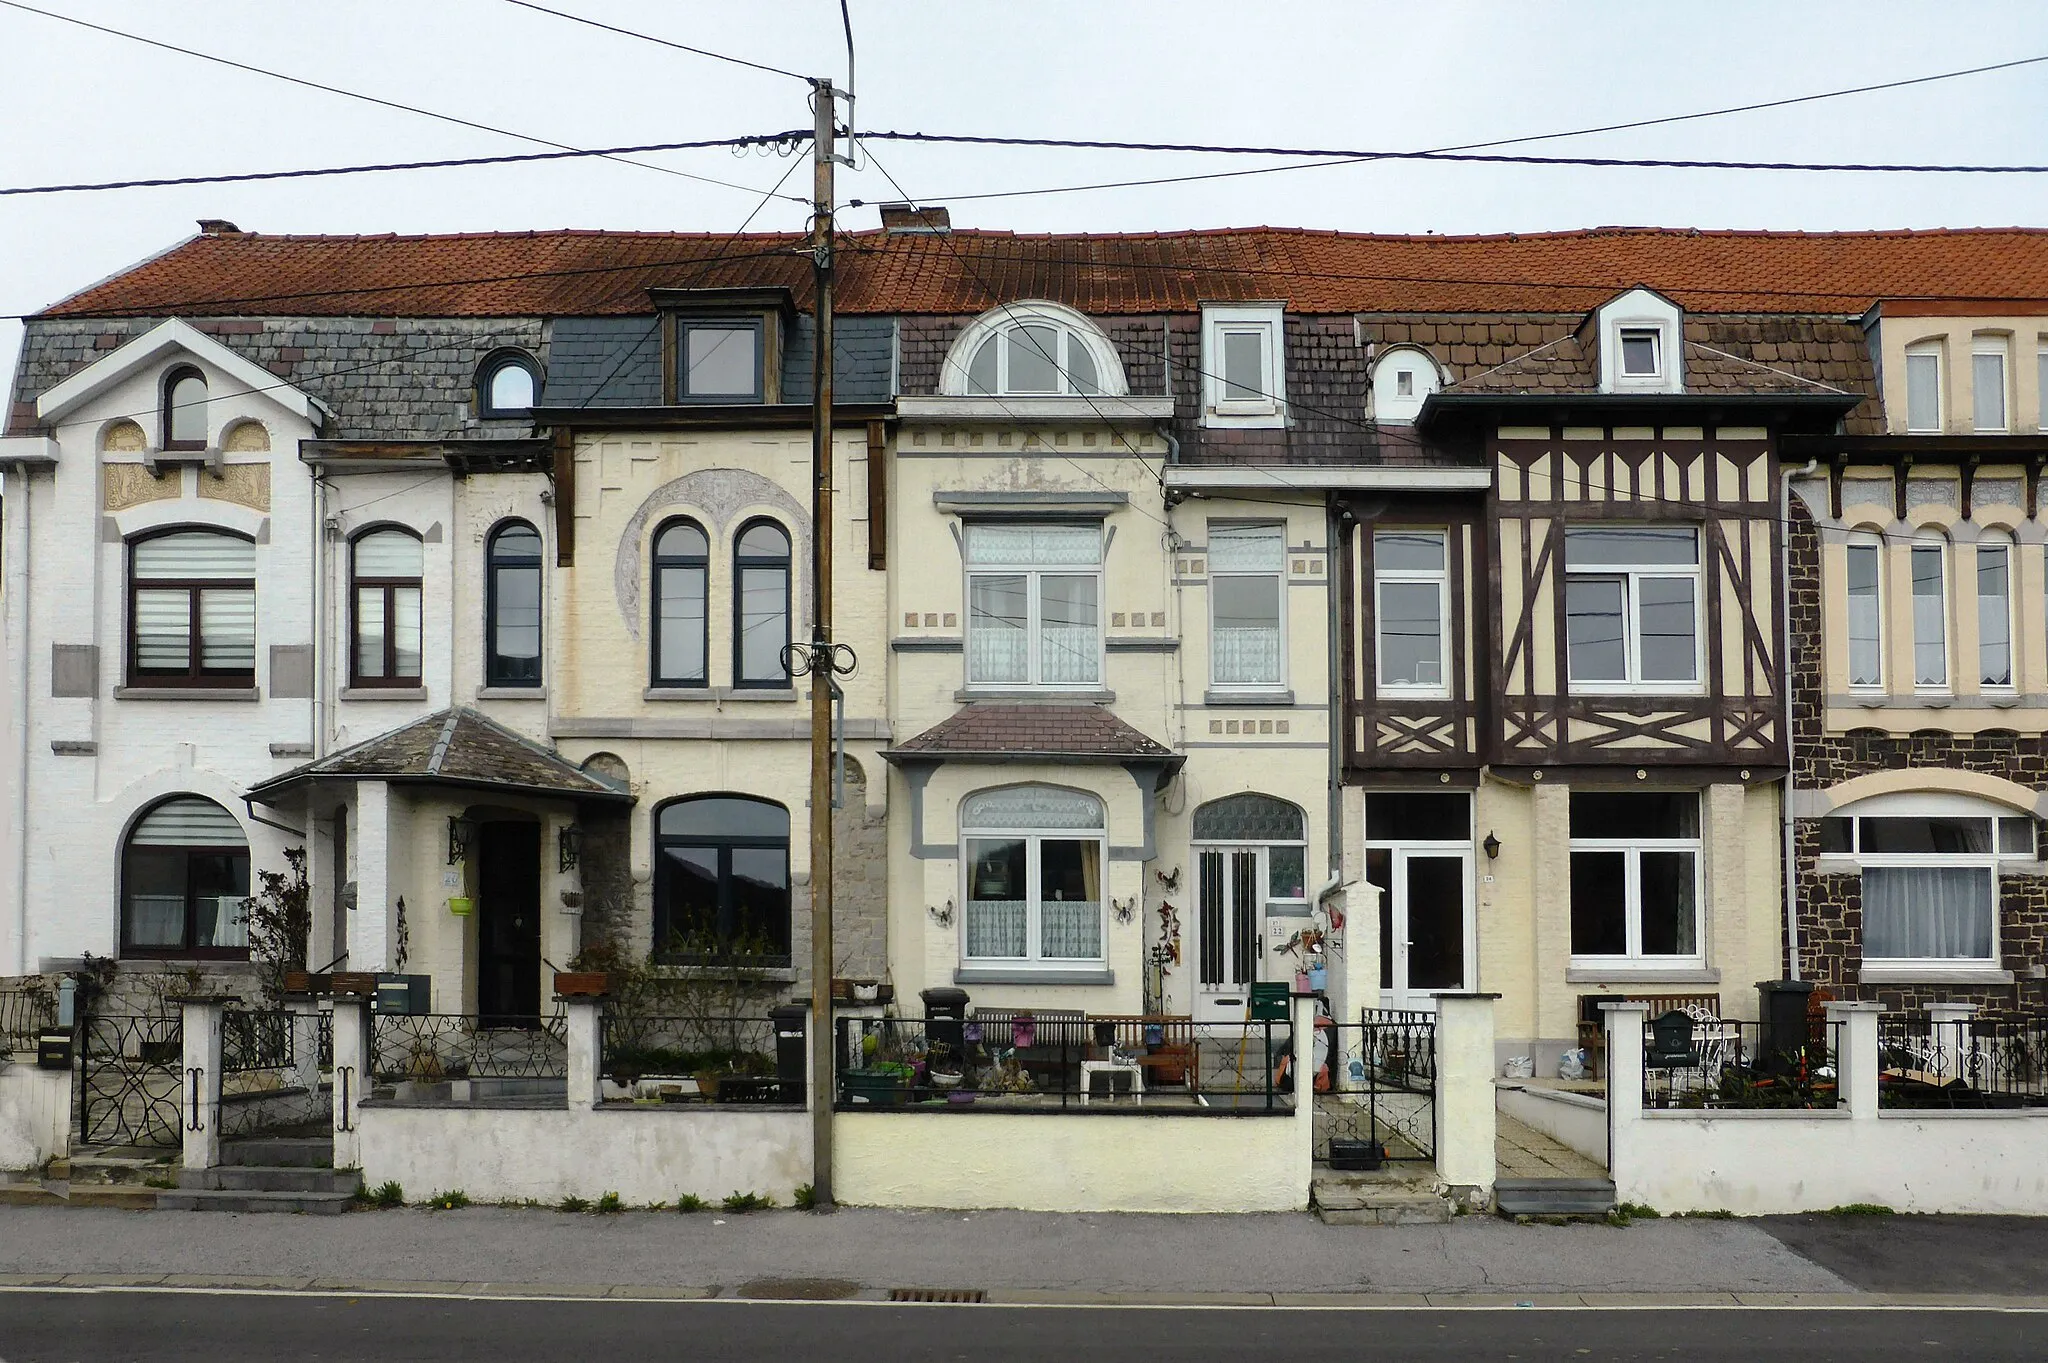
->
[884,704,1179,765]
[540,317,662,407]
[246,707,631,804]
[37,226,2048,320]
[1449,336,1854,396]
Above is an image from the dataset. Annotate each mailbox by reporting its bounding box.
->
[36,1031,72,1070]
[372,973,431,1015]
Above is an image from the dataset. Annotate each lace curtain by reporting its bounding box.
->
[1864,865,1994,959]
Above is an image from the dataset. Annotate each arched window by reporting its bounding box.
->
[1371,348,1441,424]
[351,527,424,687]
[162,366,208,450]
[733,519,791,688]
[1978,529,2014,690]
[1192,793,1307,844]
[122,796,249,957]
[941,302,1128,398]
[1818,791,2035,966]
[486,521,543,687]
[651,518,709,687]
[478,352,540,417]
[961,785,1106,966]
[128,528,256,688]
[1911,532,1949,689]
[654,796,790,963]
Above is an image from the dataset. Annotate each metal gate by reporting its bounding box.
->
[1316,1009,1437,1163]
[77,1009,183,1148]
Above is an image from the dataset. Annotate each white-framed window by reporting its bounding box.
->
[1375,530,1448,696]
[1845,531,1884,690]
[1208,523,1286,689]
[1904,343,1943,432]
[1978,531,2014,690]
[963,523,1102,689]
[1201,303,1286,428]
[1972,335,2009,432]
[1818,794,2035,967]
[1569,790,1702,966]
[1563,526,1701,691]
[1371,347,1439,424]
[939,302,1129,399]
[1910,534,1949,689]
[2037,343,2047,432]
[1619,328,1662,378]
[961,785,1106,967]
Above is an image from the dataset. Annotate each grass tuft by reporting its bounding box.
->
[594,1191,624,1214]
[355,1181,404,1209]
[1825,1203,1895,1217]
[676,1193,708,1213]
[424,1189,469,1211]
[793,1183,817,1211]
[722,1190,774,1213]
[558,1195,590,1213]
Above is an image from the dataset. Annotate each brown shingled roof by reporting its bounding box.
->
[246,708,630,804]
[39,226,2048,320]
[885,705,1176,763]
[1449,336,1851,396]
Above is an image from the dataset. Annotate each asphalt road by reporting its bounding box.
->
[1756,1215,2048,1297]
[1,1294,2045,1362]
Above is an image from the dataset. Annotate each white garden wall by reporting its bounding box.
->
[0,1060,70,1171]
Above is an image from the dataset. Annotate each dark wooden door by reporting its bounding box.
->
[476,821,541,1025]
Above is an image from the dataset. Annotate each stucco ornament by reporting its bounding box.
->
[612,468,813,640]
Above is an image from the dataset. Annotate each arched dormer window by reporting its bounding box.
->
[1371,348,1441,424]
[486,520,543,687]
[350,526,424,688]
[651,518,709,687]
[940,302,1128,398]
[478,351,540,417]
[128,528,256,688]
[733,519,792,687]
[163,365,207,450]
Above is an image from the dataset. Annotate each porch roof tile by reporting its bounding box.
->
[246,707,630,805]
[884,704,1176,764]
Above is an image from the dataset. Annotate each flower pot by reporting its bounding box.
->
[330,972,378,997]
[930,1069,964,1089]
[946,1089,976,1106]
[553,971,610,998]
[841,1067,909,1106]
[447,896,474,918]
[1294,971,1311,994]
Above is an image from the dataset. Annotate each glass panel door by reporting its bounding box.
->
[1374,847,1473,1011]
[1196,847,1263,1020]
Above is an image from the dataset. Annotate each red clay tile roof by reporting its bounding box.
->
[886,704,1175,762]
[39,226,2048,320]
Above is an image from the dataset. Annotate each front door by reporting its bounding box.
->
[1368,847,1472,1011]
[476,821,542,1025]
[1195,847,1263,1020]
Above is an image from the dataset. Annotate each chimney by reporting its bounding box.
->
[196,219,242,236]
[879,203,950,234]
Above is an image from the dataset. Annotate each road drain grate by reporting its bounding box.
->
[888,1287,987,1304]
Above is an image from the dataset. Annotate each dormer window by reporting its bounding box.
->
[1619,329,1661,378]
[1201,303,1287,429]
[1371,347,1440,424]
[940,301,1128,400]
[478,351,540,417]
[1972,335,2008,432]
[162,366,207,450]
[679,319,763,402]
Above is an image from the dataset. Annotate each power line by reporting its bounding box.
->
[496,0,809,81]
[0,132,811,199]
[0,0,803,199]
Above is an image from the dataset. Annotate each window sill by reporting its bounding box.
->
[1565,966,1720,986]
[341,686,428,701]
[954,688,1115,704]
[648,963,796,983]
[477,686,546,701]
[644,687,798,703]
[1857,963,2014,985]
[953,966,1115,986]
[113,686,260,702]
[1567,684,1708,699]
[1204,688,1294,707]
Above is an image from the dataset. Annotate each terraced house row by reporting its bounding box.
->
[5,216,2048,1094]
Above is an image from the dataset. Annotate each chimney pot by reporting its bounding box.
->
[879,203,950,234]
[196,219,242,236]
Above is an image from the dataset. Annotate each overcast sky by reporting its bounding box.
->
[4,1,2048,382]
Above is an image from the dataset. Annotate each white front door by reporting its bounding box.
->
[1368,846,1474,1012]
[1194,846,1263,1021]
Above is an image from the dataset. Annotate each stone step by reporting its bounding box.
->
[179,1165,361,1195]
[60,1152,177,1186]
[156,1188,355,1215]
[1494,1177,1618,1218]
[220,1138,334,1169]
[1314,1193,1452,1226]
[0,1182,159,1209]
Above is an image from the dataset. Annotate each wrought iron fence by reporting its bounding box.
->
[601,1015,797,1103]
[372,1011,567,1085]
[1,986,55,1054]
[77,1011,183,1148]
[1878,1013,2048,1109]
[834,1014,1294,1112]
[220,1007,324,1139]
[222,1009,294,1074]
[1642,1017,1841,1110]
[1318,1010,1437,1164]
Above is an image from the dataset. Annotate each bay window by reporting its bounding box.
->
[1563,526,1700,690]
[128,529,256,688]
[964,523,1102,689]
[1375,530,1448,694]
[1209,524,1285,689]
[1570,791,1701,965]
[961,786,1106,967]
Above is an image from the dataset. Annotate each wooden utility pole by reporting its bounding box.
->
[806,77,838,1209]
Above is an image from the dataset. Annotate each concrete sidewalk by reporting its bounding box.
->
[0,1206,1852,1300]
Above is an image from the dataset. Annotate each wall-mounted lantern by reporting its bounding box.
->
[558,824,583,874]
[446,815,476,866]
[1482,831,1502,860]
